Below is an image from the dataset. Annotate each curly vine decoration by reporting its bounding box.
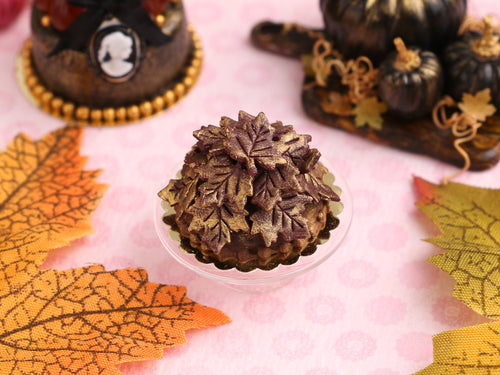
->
[432,96,483,183]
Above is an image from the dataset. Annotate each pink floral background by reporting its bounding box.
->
[0,0,499,374]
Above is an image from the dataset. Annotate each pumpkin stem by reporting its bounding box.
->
[393,38,421,72]
[472,16,500,59]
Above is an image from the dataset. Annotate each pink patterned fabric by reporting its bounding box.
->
[0,0,498,373]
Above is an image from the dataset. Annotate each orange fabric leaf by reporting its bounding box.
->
[0,265,229,375]
[0,126,107,280]
[0,126,230,374]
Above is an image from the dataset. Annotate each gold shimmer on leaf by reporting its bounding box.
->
[250,193,313,247]
[414,321,500,375]
[188,201,249,252]
[196,154,253,211]
[353,97,387,131]
[225,112,287,176]
[0,127,230,375]
[415,176,500,318]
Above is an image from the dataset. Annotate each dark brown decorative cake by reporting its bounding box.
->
[23,0,200,125]
[159,111,340,271]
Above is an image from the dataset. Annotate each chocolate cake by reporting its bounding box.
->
[159,111,341,272]
[23,0,201,125]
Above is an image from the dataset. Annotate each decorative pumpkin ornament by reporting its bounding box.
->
[378,38,444,119]
[444,16,500,109]
[320,0,467,63]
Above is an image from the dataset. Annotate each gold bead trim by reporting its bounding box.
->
[41,15,51,28]
[20,27,202,126]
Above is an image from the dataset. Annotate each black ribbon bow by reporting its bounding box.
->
[49,0,171,56]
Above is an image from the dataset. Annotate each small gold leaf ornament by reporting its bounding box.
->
[353,96,388,130]
[433,88,497,182]
[458,89,497,121]
[320,92,353,116]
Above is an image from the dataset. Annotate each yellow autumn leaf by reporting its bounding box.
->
[352,96,387,130]
[414,176,500,318]
[414,321,500,375]
[457,88,497,121]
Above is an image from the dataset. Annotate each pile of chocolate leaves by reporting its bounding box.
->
[159,111,339,255]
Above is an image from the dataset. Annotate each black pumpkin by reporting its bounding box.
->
[444,17,500,108]
[320,0,467,63]
[379,38,444,119]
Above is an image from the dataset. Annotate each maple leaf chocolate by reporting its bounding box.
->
[159,111,341,272]
[22,0,201,125]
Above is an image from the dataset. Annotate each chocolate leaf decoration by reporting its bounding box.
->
[158,164,198,216]
[193,125,224,148]
[250,193,313,247]
[272,122,311,170]
[193,125,226,155]
[187,201,249,253]
[184,146,208,167]
[196,154,253,210]
[252,164,302,211]
[272,122,311,157]
[252,171,280,212]
[304,148,321,173]
[225,112,286,176]
[299,162,339,202]
[158,179,183,206]
[237,110,256,124]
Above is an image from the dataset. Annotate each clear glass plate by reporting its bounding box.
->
[154,160,353,292]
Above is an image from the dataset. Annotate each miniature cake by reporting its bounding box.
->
[24,0,201,124]
[159,111,340,271]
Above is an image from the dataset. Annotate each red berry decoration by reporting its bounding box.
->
[33,0,50,12]
[48,0,83,31]
[143,0,171,15]
[0,0,27,28]
[33,0,171,31]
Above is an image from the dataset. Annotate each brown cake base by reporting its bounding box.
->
[251,21,500,171]
[164,203,339,272]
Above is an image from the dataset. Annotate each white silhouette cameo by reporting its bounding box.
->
[97,31,134,78]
